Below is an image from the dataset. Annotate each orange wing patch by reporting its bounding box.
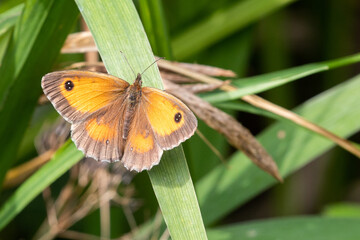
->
[144,90,185,136]
[122,108,163,172]
[131,129,154,153]
[70,96,128,163]
[42,70,129,123]
[85,118,116,144]
[60,76,119,114]
[141,87,198,150]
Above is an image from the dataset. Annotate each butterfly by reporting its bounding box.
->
[41,70,197,172]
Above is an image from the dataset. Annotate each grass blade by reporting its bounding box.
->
[207,217,360,240]
[139,0,172,58]
[204,52,360,103]
[323,203,360,217]
[0,4,24,63]
[0,0,78,189]
[0,141,82,230]
[0,4,23,35]
[74,1,207,239]
[197,73,360,225]
[172,0,297,59]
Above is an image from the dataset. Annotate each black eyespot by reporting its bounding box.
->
[174,112,182,123]
[65,80,74,91]
[106,140,110,145]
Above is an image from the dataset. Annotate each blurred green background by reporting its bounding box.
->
[1,0,360,239]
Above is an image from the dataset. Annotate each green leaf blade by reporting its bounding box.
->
[204,52,360,103]
[0,142,83,230]
[0,0,79,191]
[172,0,297,60]
[74,1,207,239]
[197,73,360,225]
[207,217,360,240]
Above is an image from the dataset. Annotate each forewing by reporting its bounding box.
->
[41,70,129,123]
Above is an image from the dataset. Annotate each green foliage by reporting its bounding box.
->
[0,0,79,189]
[207,217,360,240]
[198,73,360,225]
[204,53,360,103]
[171,0,297,60]
[0,140,82,229]
[323,203,360,218]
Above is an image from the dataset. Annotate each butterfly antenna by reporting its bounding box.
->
[120,51,136,77]
[141,57,165,76]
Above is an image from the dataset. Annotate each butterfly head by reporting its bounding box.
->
[128,73,143,97]
[135,73,142,86]
[132,73,143,92]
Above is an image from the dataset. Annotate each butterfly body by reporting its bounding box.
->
[42,70,197,172]
[122,74,143,140]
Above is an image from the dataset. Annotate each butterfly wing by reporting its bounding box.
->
[41,70,129,123]
[71,98,127,162]
[42,70,130,162]
[121,104,163,171]
[121,87,197,171]
[141,87,197,150]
